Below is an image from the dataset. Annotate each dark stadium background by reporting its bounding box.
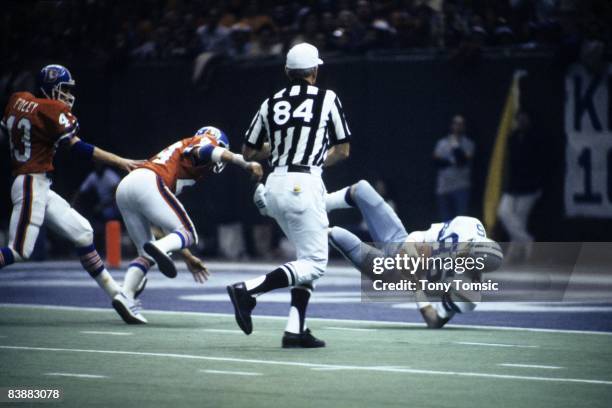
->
[1,0,611,259]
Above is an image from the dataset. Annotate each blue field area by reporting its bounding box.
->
[1,261,611,333]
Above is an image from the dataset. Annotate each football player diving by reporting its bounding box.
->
[324,180,503,328]
[113,126,263,323]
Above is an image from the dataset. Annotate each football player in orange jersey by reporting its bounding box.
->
[0,64,145,322]
[113,126,263,322]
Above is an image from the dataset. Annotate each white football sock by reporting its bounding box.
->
[123,267,145,299]
[95,269,121,298]
[326,187,352,211]
[244,275,266,293]
[153,232,183,254]
[285,306,301,334]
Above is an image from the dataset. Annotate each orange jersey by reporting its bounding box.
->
[139,135,218,194]
[1,92,79,176]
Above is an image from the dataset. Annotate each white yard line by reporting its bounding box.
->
[201,369,261,376]
[45,372,107,379]
[201,329,244,334]
[1,303,612,336]
[323,326,378,332]
[499,363,563,370]
[3,345,611,386]
[310,367,350,371]
[311,365,408,371]
[454,341,539,348]
[80,331,132,336]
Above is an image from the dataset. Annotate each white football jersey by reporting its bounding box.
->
[406,216,488,285]
[408,217,487,320]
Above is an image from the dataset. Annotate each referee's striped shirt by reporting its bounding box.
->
[244,80,350,167]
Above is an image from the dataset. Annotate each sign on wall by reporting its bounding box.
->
[564,63,612,218]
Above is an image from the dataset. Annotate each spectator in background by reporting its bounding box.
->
[433,114,475,220]
[72,164,122,224]
[497,111,541,258]
[196,8,232,54]
[4,0,609,65]
[249,23,283,57]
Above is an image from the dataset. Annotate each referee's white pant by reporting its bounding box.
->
[265,166,329,286]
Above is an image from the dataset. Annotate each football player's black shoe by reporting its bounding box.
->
[227,283,256,335]
[282,329,326,348]
[144,242,177,278]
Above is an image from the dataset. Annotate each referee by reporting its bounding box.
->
[227,42,351,348]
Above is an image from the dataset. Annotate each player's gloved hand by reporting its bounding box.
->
[253,183,268,216]
[247,162,264,182]
[184,255,210,283]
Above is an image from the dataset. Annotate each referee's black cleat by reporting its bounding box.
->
[282,329,326,348]
[143,242,177,278]
[227,283,256,335]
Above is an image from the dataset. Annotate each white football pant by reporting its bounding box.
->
[9,173,94,259]
[115,168,198,257]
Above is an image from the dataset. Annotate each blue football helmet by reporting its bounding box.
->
[195,126,230,173]
[38,64,76,108]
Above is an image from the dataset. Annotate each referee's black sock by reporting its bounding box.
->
[285,286,311,334]
[244,268,289,296]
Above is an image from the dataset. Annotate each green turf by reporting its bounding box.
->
[1,305,611,408]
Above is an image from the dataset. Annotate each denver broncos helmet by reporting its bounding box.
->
[38,64,76,108]
[195,126,230,173]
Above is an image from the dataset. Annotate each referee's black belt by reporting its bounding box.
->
[285,164,311,174]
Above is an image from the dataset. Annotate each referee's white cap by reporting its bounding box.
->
[286,43,324,69]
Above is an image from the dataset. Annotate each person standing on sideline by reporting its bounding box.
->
[227,42,351,348]
[497,111,541,260]
[433,114,475,220]
[72,163,122,223]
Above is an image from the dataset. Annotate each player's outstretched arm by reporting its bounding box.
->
[323,142,350,167]
[222,150,263,181]
[192,144,263,181]
[66,137,142,173]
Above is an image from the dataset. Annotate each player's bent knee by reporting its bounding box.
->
[72,224,94,248]
[353,179,383,207]
[294,259,327,285]
[191,230,199,247]
[328,226,345,245]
